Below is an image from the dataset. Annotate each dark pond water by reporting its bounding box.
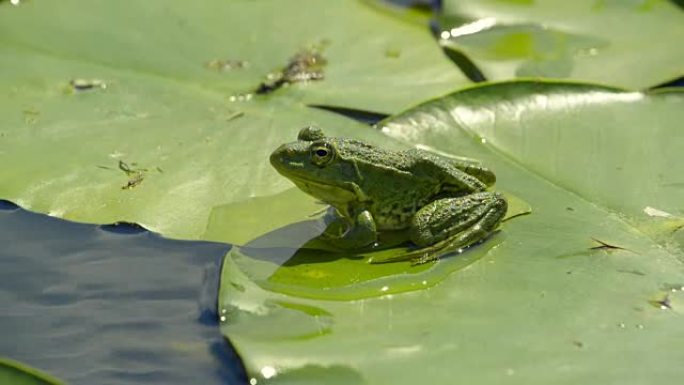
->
[0,200,247,385]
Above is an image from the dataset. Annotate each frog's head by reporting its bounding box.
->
[270,127,361,205]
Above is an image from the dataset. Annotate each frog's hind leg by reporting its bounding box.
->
[379,192,507,265]
[410,192,507,264]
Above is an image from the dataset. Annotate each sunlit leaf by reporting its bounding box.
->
[0,0,468,240]
[220,81,684,384]
[438,0,684,88]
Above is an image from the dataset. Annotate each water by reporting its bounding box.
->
[0,200,247,385]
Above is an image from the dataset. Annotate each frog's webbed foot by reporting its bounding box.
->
[370,192,507,265]
[320,209,377,250]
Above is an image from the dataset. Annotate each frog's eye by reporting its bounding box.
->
[310,143,335,166]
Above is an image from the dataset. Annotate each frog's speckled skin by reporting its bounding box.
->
[270,127,507,264]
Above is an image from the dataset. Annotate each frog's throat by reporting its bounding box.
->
[289,176,361,204]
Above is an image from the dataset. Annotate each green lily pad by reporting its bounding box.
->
[438,0,684,88]
[220,81,684,384]
[215,189,529,300]
[0,358,63,385]
[0,0,468,241]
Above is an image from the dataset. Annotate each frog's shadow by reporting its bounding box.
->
[236,217,500,267]
[238,217,408,267]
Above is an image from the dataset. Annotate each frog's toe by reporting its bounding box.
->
[410,251,440,266]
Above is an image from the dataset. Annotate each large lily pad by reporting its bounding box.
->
[0,0,467,240]
[438,0,684,88]
[219,81,684,384]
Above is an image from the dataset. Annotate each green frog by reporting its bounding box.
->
[270,127,507,264]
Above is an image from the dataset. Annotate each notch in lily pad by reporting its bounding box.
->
[99,221,149,234]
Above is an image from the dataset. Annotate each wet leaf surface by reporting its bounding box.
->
[0,0,468,240]
[438,0,684,88]
[220,81,684,384]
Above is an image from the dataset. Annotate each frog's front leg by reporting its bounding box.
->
[373,192,506,264]
[321,209,377,250]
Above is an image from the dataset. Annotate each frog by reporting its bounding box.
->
[269,126,507,264]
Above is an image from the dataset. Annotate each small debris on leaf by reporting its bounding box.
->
[118,160,146,175]
[589,238,632,253]
[255,43,328,94]
[121,171,144,190]
[648,294,672,310]
[69,78,107,92]
[205,59,249,72]
[22,108,39,124]
[225,111,244,122]
[118,160,148,190]
[616,269,646,276]
[97,160,161,190]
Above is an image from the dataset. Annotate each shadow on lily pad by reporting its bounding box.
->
[218,188,531,300]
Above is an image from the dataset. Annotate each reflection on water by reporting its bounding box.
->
[0,202,247,385]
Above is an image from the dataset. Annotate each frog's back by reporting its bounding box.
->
[335,138,413,169]
[332,142,490,230]
[404,148,496,186]
[334,141,495,190]
[449,159,496,186]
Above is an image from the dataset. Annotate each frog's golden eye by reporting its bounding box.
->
[310,143,335,166]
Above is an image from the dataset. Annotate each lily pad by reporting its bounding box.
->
[214,189,529,301]
[438,0,684,88]
[0,358,63,385]
[219,81,684,384]
[0,0,468,240]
